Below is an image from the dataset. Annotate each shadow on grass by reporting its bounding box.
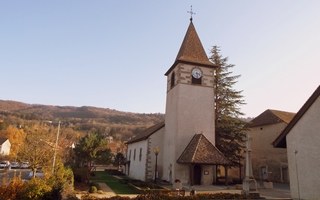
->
[90,171,139,195]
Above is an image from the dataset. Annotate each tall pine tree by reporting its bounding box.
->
[210,46,247,165]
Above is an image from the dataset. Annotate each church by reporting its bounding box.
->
[125,18,229,186]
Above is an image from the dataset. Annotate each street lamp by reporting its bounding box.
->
[153,147,160,183]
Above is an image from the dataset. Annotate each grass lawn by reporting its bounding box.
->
[90,171,139,194]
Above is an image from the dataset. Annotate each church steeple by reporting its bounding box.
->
[162,16,217,185]
[165,21,215,76]
[175,21,214,66]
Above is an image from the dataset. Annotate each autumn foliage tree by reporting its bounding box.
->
[210,46,247,165]
[0,125,26,159]
[17,129,53,177]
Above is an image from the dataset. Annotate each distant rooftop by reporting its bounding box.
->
[274,85,320,148]
[248,109,295,127]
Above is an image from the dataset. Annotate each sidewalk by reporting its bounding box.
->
[258,183,291,199]
[180,183,291,199]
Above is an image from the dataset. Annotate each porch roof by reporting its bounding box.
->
[177,134,230,165]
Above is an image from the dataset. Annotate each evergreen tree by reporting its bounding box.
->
[210,46,247,165]
[73,133,112,181]
[114,152,126,170]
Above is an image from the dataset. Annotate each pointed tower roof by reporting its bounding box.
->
[165,21,215,75]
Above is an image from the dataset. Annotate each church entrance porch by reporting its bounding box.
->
[177,134,231,186]
[189,164,231,186]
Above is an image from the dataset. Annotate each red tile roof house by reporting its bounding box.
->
[246,109,295,184]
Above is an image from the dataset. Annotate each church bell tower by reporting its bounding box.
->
[162,19,217,184]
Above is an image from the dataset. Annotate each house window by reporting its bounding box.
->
[192,76,202,85]
[170,72,175,89]
[139,148,142,161]
[133,149,136,160]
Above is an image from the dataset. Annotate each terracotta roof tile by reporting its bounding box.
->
[165,21,215,76]
[175,22,214,66]
[177,134,230,165]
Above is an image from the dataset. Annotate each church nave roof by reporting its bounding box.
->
[126,121,165,144]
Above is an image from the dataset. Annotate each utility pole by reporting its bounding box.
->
[52,121,61,174]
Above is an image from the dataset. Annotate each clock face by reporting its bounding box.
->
[192,68,202,79]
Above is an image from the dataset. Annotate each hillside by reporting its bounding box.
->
[0,100,164,140]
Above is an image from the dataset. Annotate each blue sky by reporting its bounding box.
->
[0,1,319,117]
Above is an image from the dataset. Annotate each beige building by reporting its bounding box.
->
[126,19,229,185]
[274,85,320,200]
[247,109,295,183]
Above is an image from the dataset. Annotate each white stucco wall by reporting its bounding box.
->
[0,139,11,155]
[286,96,320,200]
[126,127,165,182]
[149,127,165,181]
[249,123,288,182]
[127,140,148,181]
[163,63,215,184]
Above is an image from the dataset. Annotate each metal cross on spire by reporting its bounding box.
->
[187,5,196,21]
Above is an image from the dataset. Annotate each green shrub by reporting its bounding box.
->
[0,177,25,200]
[17,178,52,200]
[77,193,263,200]
[47,162,75,199]
[196,193,264,199]
[89,182,101,190]
[78,193,264,200]
[89,186,98,193]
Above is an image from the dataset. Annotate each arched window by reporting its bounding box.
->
[170,72,175,89]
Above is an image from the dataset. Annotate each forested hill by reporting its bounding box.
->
[0,100,164,140]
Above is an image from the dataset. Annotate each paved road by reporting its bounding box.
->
[0,168,31,184]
